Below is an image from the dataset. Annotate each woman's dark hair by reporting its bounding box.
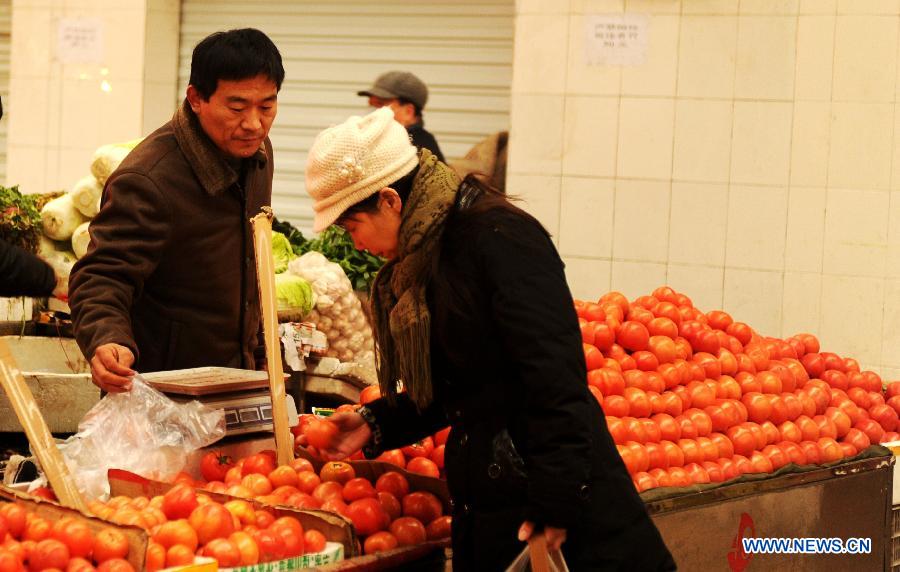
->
[336,165,420,225]
[189,28,285,100]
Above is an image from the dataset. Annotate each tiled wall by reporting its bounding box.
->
[509,0,900,378]
[7,0,179,195]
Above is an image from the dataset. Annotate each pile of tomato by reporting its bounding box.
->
[0,501,135,572]
[187,450,450,556]
[578,286,900,492]
[86,475,325,570]
[291,388,450,480]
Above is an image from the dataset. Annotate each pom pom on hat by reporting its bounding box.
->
[306,107,418,232]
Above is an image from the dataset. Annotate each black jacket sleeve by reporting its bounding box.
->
[0,240,56,298]
[362,392,449,452]
[476,211,593,530]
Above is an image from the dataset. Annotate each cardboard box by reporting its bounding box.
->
[0,484,149,570]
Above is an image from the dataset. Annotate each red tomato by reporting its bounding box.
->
[364,531,398,555]
[843,428,871,452]
[375,449,407,469]
[359,385,382,405]
[666,467,692,488]
[401,492,443,525]
[801,354,826,379]
[748,451,774,474]
[616,321,650,352]
[200,451,236,483]
[401,437,434,459]
[389,517,427,547]
[93,528,129,563]
[583,344,605,371]
[305,419,339,451]
[824,407,852,438]
[695,436,719,463]
[161,484,198,521]
[342,478,377,502]
[433,427,451,447]
[705,310,732,331]
[320,462,356,485]
[202,538,242,567]
[761,445,788,470]
[346,498,390,536]
[870,404,898,432]
[430,445,445,470]
[375,471,409,499]
[250,529,285,563]
[242,453,277,477]
[228,531,260,566]
[727,425,756,457]
[153,519,199,552]
[29,539,69,571]
[854,418,884,445]
[683,463,710,484]
[269,517,305,558]
[378,491,402,521]
[406,458,441,478]
[723,322,751,346]
[312,482,344,503]
[303,529,327,554]
[50,519,93,560]
[97,559,135,572]
[604,395,630,417]
[188,503,235,546]
[817,437,843,463]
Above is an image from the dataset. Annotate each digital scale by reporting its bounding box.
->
[141,367,298,436]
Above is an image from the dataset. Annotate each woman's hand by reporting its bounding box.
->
[518,521,567,552]
[297,411,373,461]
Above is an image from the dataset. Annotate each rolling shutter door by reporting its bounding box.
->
[179,0,513,233]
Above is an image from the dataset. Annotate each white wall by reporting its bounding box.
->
[509,0,900,378]
[7,0,179,195]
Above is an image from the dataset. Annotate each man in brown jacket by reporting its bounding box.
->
[69,29,284,393]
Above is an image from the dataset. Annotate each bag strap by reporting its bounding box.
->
[528,533,552,572]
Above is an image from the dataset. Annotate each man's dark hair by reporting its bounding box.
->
[397,98,422,118]
[189,28,285,100]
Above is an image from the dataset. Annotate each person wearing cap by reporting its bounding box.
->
[300,108,676,571]
[358,71,445,162]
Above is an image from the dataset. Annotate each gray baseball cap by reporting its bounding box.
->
[358,71,429,110]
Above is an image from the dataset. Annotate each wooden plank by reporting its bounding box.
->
[0,338,88,512]
[251,208,294,467]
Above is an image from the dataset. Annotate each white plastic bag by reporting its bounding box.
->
[55,375,225,500]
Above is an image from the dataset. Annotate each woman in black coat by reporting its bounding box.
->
[0,239,57,298]
[302,108,675,570]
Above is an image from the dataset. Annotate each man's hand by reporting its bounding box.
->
[518,521,567,552]
[91,343,135,393]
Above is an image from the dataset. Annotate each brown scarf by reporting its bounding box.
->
[370,150,460,410]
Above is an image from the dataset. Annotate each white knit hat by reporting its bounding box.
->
[306,107,418,232]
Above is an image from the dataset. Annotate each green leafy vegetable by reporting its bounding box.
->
[271,231,295,274]
[271,218,385,291]
[0,186,50,253]
[275,273,314,313]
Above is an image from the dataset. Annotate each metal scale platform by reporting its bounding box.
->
[141,367,298,436]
